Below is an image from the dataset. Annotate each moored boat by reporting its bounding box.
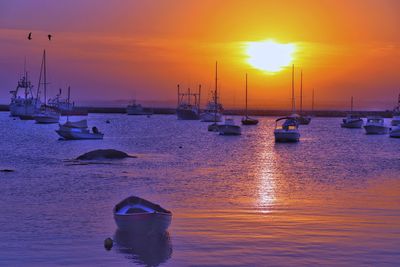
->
[363,117,389,134]
[391,93,400,126]
[201,62,223,122]
[126,100,153,115]
[219,118,241,135]
[341,97,363,128]
[176,85,201,120]
[113,196,172,235]
[389,126,400,138]
[241,74,259,125]
[274,116,300,142]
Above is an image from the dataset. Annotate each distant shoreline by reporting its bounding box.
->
[0,104,394,118]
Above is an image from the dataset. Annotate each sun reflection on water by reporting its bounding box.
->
[256,146,277,213]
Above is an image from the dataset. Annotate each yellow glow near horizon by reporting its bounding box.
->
[246,40,296,73]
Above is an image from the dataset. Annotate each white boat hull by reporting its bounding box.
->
[364,125,389,135]
[200,112,222,122]
[56,130,103,140]
[274,129,300,142]
[114,213,172,235]
[218,125,241,135]
[10,103,40,118]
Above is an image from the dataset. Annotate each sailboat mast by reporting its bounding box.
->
[245,73,248,117]
[291,64,295,113]
[67,86,71,122]
[43,50,47,107]
[312,88,315,113]
[214,61,218,121]
[300,70,303,113]
[351,96,354,113]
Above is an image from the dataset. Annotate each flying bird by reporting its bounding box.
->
[27,32,32,40]
[48,34,52,41]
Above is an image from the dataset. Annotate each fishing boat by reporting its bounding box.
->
[219,118,241,135]
[363,116,389,134]
[341,97,363,128]
[201,62,223,123]
[391,93,400,126]
[113,196,172,235]
[126,100,153,115]
[241,73,259,125]
[33,50,61,124]
[389,126,400,138]
[297,70,311,125]
[176,85,201,120]
[274,65,301,142]
[9,61,41,119]
[47,87,88,116]
[274,117,300,142]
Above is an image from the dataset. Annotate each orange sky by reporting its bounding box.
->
[0,0,399,110]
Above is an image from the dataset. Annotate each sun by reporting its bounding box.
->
[245,40,296,73]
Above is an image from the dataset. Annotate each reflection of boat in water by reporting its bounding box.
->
[114,229,172,267]
[126,100,153,115]
[176,85,201,120]
[113,196,172,235]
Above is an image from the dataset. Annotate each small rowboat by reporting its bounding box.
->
[113,196,172,235]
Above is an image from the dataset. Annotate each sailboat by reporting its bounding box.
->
[341,96,363,128]
[55,87,104,140]
[297,70,311,125]
[10,60,42,119]
[274,64,300,142]
[201,62,223,123]
[33,50,61,124]
[241,73,259,125]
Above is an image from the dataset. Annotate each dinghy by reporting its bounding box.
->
[113,196,172,235]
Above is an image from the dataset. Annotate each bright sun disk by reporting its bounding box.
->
[245,40,296,73]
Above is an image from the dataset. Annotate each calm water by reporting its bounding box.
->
[0,112,399,266]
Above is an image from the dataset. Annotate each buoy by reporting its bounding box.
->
[104,237,113,250]
[179,146,182,149]
[106,120,110,124]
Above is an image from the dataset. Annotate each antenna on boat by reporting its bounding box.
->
[214,61,218,122]
[44,50,47,107]
[177,84,180,105]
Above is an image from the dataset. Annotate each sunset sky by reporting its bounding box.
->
[1,0,399,110]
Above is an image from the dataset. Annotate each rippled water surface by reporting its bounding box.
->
[0,112,399,266]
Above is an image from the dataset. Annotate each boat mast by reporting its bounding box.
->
[350,96,354,113]
[312,88,315,113]
[291,64,295,113]
[36,51,45,105]
[177,84,180,105]
[245,73,248,118]
[198,84,201,110]
[44,50,47,107]
[214,61,218,122]
[67,86,71,122]
[300,70,303,114]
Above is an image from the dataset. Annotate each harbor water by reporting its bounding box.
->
[0,112,399,266]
